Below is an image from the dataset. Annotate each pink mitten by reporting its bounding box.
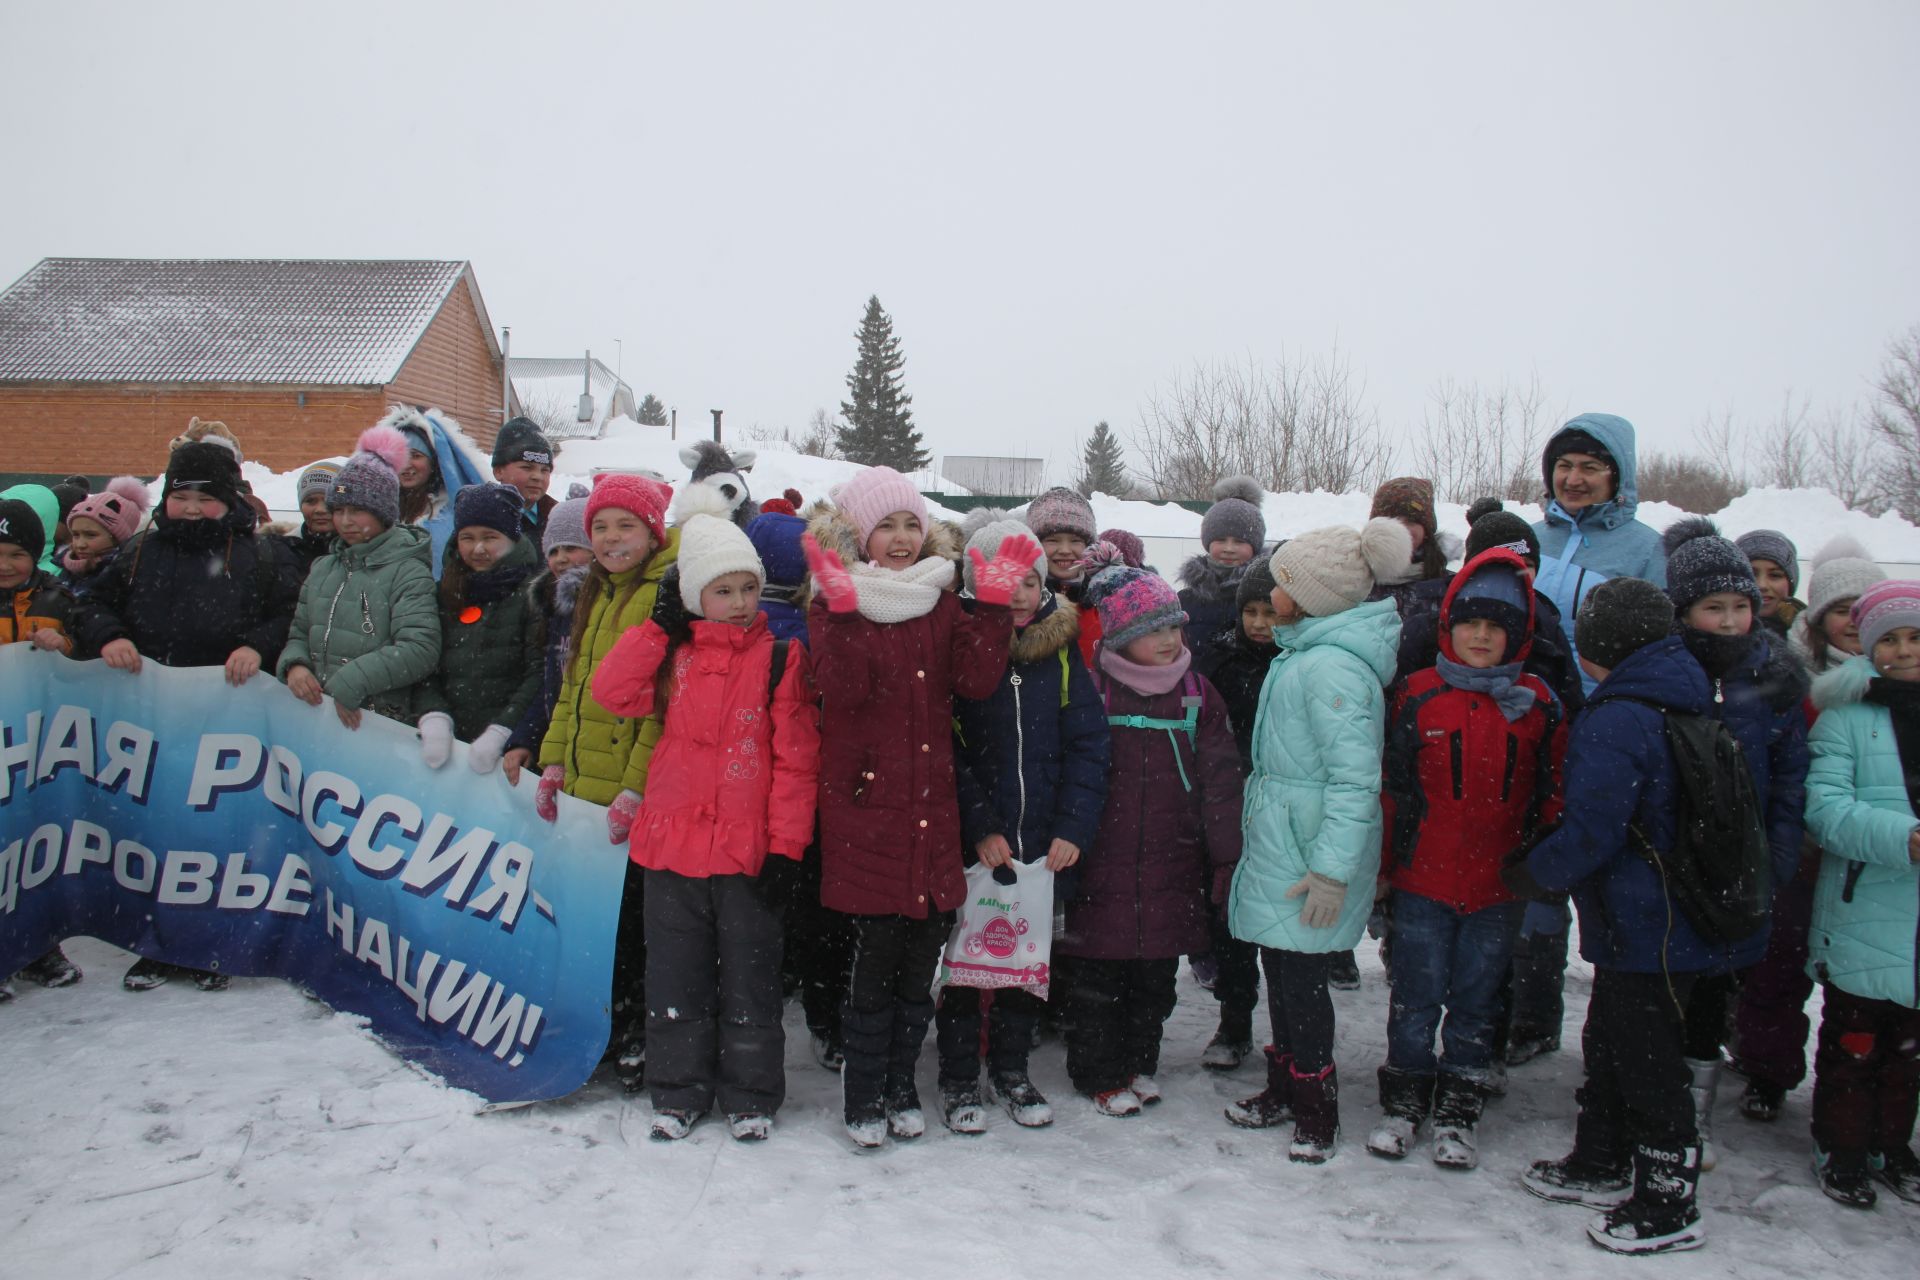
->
[607,789,643,844]
[535,765,566,823]
[803,533,858,614]
[968,533,1044,606]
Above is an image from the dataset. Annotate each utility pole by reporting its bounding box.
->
[670,408,677,440]
[710,410,724,443]
[500,326,511,425]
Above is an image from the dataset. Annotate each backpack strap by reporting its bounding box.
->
[766,636,790,705]
[1102,668,1204,792]
[1058,646,1072,709]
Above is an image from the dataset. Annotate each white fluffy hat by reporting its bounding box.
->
[1267,517,1414,617]
[677,513,765,612]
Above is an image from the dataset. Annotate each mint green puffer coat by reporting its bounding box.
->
[1230,597,1400,954]
[277,523,441,724]
[1804,656,1920,1009]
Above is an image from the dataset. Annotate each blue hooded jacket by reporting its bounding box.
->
[394,409,490,580]
[1522,634,1732,974]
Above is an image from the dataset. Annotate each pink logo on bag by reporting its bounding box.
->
[963,915,1018,959]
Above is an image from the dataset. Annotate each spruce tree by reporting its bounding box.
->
[836,296,929,472]
[1076,420,1130,497]
[635,393,668,426]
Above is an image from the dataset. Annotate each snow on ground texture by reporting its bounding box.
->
[6,937,1914,1279]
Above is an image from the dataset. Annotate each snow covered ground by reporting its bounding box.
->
[6,935,1915,1279]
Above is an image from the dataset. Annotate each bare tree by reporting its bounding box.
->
[1132,349,1391,500]
[1637,451,1743,514]
[1870,324,1920,520]
[1412,374,1557,503]
[1750,394,1818,490]
[514,384,580,438]
[1816,407,1884,513]
[799,407,843,460]
[1692,409,1747,493]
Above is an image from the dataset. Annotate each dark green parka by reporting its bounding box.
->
[415,535,544,740]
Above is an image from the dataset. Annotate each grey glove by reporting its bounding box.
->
[1285,871,1348,931]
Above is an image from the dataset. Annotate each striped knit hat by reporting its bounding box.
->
[1852,579,1920,654]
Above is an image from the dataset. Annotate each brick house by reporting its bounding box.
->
[0,258,512,484]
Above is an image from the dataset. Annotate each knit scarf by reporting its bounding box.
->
[1435,655,1537,722]
[1682,627,1757,681]
[1864,676,1920,815]
[849,555,953,624]
[464,558,535,606]
[1099,643,1192,696]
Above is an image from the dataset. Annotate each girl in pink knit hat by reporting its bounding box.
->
[60,476,150,586]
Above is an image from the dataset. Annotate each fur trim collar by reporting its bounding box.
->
[1177,552,1251,600]
[1811,654,1876,711]
[1011,596,1080,664]
[806,502,960,570]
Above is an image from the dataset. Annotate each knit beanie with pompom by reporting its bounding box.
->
[328,425,410,527]
[1099,527,1146,569]
[677,513,766,612]
[1200,475,1266,550]
[1662,517,1760,615]
[1081,541,1188,653]
[67,476,151,546]
[1802,535,1885,628]
[1267,518,1413,617]
[960,508,1044,595]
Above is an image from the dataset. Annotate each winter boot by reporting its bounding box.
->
[1365,1067,1433,1160]
[1202,1007,1254,1071]
[883,998,934,1139]
[1522,1152,1633,1208]
[0,976,12,1003]
[1288,1063,1340,1164]
[1870,1147,1920,1204]
[1504,1027,1560,1066]
[885,1075,926,1140]
[1090,1087,1142,1117]
[614,1033,647,1093]
[728,1112,772,1142]
[1738,1077,1785,1122]
[841,1004,891,1147]
[1813,1146,1878,1208]
[122,957,180,991]
[1430,1074,1486,1170]
[1327,951,1361,991]
[1587,1142,1704,1254]
[988,1071,1054,1128]
[1129,1075,1162,1106]
[810,1029,845,1073]
[1188,953,1219,991]
[1225,1046,1294,1130]
[1684,1057,1721,1171]
[649,1108,705,1141]
[19,946,82,988]
[940,1076,987,1135]
[190,967,230,992]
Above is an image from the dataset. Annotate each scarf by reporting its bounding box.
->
[1864,676,1920,815]
[1681,627,1758,681]
[848,555,953,624]
[1099,643,1192,696]
[1435,655,1537,722]
[464,558,535,606]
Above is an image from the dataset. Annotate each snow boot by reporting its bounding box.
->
[940,1077,987,1134]
[614,1033,647,1093]
[841,1004,891,1146]
[885,1076,926,1140]
[728,1112,772,1142]
[1090,1087,1142,1117]
[1430,1073,1485,1170]
[1327,951,1361,991]
[1685,1056,1721,1172]
[191,968,229,992]
[1188,952,1219,991]
[1738,1077,1785,1123]
[1202,1006,1254,1071]
[1813,1146,1878,1208]
[1129,1075,1162,1106]
[1871,1147,1920,1204]
[1587,1142,1705,1255]
[649,1108,705,1141]
[1504,1028,1560,1066]
[1365,1066,1433,1160]
[1288,1063,1340,1164]
[0,976,14,1003]
[122,957,178,991]
[1225,1046,1294,1130]
[19,946,82,988]
[811,1029,845,1073]
[988,1071,1053,1128]
[1482,1061,1508,1100]
[1522,1152,1633,1208]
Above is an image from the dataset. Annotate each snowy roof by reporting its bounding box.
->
[0,258,496,385]
[508,356,638,439]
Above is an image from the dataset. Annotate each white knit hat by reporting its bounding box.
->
[1803,534,1886,627]
[677,513,765,612]
[1267,518,1414,617]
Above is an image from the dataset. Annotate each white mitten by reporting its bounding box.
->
[468,724,512,774]
[418,711,456,770]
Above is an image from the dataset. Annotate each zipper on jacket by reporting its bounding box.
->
[1841,861,1865,904]
[1499,733,1518,804]
[1009,671,1028,860]
[317,563,354,674]
[1448,731,1464,801]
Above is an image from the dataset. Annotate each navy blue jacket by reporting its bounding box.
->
[1210,628,1277,770]
[758,584,810,646]
[1178,554,1251,679]
[1522,634,1728,974]
[953,595,1112,870]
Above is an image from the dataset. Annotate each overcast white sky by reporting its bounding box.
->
[3,1,1916,482]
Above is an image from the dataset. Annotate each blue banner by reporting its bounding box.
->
[0,646,624,1104]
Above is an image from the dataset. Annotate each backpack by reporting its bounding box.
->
[1091,666,1206,792]
[1616,697,1772,946]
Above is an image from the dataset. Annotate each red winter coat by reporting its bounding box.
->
[810,588,1013,918]
[1381,549,1568,915]
[1060,667,1243,960]
[591,615,820,878]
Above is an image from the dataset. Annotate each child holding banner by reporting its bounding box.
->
[589,514,820,1141]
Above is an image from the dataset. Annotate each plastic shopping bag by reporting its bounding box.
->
[939,860,1054,999]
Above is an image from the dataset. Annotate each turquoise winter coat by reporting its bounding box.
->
[1230,597,1400,954]
[1803,656,1920,1009]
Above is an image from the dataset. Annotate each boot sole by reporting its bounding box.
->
[1521,1175,1631,1209]
[1586,1217,1705,1254]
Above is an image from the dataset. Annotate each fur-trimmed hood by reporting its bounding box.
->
[1812,654,1877,712]
[806,500,961,569]
[1011,593,1080,664]
[1177,552,1253,602]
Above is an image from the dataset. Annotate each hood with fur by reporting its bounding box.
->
[1178,552,1254,603]
[807,500,961,570]
[1010,593,1080,664]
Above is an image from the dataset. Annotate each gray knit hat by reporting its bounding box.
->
[1268,519,1412,617]
[1734,529,1799,596]
[1662,517,1759,615]
[1576,576,1673,671]
[543,483,592,555]
[1235,554,1279,613]
[328,425,408,527]
[962,514,1043,595]
[297,462,342,504]
[1802,535,1885,627]
[1200,475,1266,550]
[1025,487,1097,544]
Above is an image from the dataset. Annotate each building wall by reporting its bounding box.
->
[386,278,507,451]
[0,384,389,476]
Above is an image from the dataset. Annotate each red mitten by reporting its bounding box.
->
[803,533,858,614]
[607,789,643,844]
[968,533,1044,606]
[535,765,566,823]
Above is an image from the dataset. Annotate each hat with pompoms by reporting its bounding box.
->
[1200,475,1266,550]
[67,476,151,546]
[1268,518,1414,618]
[1081,541,1188,653]
[1802,535,1885,628]
[328,425,411,527]
[961,508,1044,595]
[1663,516,1759,615]
[1464,509,1541,567]
[760,487,805,517]
[1099,527,1146,570]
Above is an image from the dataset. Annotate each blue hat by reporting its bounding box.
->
[453,482,526,541]
[747,511,808,587]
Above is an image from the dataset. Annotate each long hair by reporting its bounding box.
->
[439,551,472,612]
[564,560,650,679]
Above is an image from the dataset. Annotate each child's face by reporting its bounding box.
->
[494,460,552,506]
[1008,569,1045,627]
[398,448,435,493]
[1397,519,1427,553]
[1822,598,1863,656]
[1684,591,1753,637]
[698,570,762,627]
[547,544,591,575]
[1450,618,1509,670]
[1873,626,1920,682]
[0,544,32,590]
[1122,625,1185,667]
[1240,599,1279,645]
[456,526,514,573]
[165,489,228,522]
[1209,536,1254,568]
[591,510,655,573]
[65,515,114,565]
[1042,532,1087,581]
[1269,582,1306,627]
[333,506,383,546]
[1750,559,1792,618]
[865,512,925,570]
[300,492,334,534]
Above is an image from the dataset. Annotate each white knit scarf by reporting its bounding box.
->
[846,556,954,624]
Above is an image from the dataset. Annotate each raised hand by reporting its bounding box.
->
[803,533,858,614]
[968,534,1043,606]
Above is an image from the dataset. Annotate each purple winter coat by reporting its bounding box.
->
[1059,668,1243,960]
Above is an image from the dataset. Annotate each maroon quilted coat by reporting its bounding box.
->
[1059,667,1243,960]
[808,512,1013,918]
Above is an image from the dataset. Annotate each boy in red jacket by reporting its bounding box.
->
[1371,548,1567,1167]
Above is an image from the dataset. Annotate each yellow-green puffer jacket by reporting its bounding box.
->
[536,528,679,804]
